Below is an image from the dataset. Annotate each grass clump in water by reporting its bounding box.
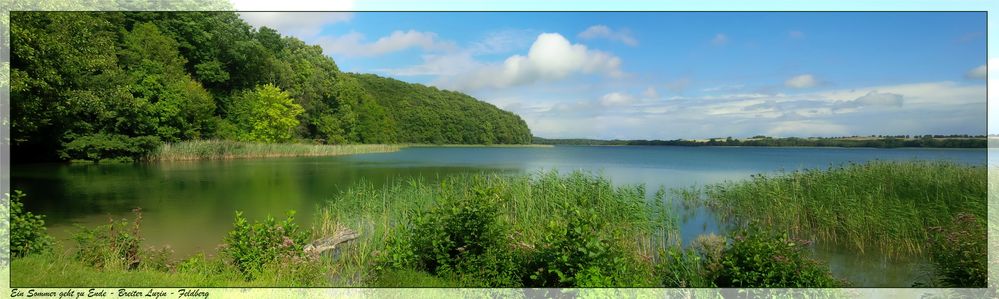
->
[155,139,402,161]
[704,160,986,257]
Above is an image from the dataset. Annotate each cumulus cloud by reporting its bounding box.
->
[578,25,638,46]
[239,12,353,37]
[317,30,456,57]
[380,52,481,76]
[440,33,625,90]
[785,74,818,88]
[711,33,729,46]
[966,64,986,80]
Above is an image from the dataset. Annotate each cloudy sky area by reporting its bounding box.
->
[239,12,986,139]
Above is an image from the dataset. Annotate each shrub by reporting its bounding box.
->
[60,133,161,162]
[9,191,53,257]
[221,211,311,280]
[928,213,986,287]
[74,208,144,270]
[526,208,646,287]
[713,229,844,287]
[381,185,522,287]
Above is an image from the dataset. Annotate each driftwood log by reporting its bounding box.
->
[304,227,360,256]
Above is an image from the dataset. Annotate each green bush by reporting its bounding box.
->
[60,133,162,162]
[713,229,844,287]
[73,208,144,270]
[9,191,53,257]
[381,186,522,287]
[221,211,311,280]
[526,208,647,287]
[655,246,714,287]
[928,213,986,287]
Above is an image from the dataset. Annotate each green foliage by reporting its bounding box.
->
[73,208,144,270]
[374,171,669,287]
[12,12,532,162]
[9,191,53,257]
[704,161,986,256]
[526,208,646,287]
[59,133,161,162]
[928,213,987,287]
[654,246,715,288]
[226,84,304,143]
[713,229,844,288]
[381,185,521,287]
[221,211,311,280]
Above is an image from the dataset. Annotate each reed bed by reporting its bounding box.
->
[315,171,677,286]
[155,140,403,161]
[704,160,986,257]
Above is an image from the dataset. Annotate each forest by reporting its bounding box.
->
[10,12,532,162]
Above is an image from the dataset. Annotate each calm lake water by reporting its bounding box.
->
[12,146,986,287]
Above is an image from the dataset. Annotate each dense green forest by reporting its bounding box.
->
[533,135,987,148]
[10,12,531,162]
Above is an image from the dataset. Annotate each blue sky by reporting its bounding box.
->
[239,12,986,139]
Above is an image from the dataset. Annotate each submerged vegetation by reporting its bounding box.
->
[703,160,986,257]
[11,11,531,163]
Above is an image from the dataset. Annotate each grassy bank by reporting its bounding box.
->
[703,160,986,257]
[154,140,403,161]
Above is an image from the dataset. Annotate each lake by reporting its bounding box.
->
[11,145,986,287]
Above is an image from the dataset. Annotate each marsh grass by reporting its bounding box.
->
[155,140,402,161]
[316,170,678,286]
[703,160,986,257]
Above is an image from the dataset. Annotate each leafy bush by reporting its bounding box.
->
[928,213,986,287]
[655,246,714,288]
[381,186,522,287]
[9,191,53,257]
[221,211,311,280]
[60,133,161,162]
[526,208,647,287]
[74,208,144,270]
[713,229,844,287]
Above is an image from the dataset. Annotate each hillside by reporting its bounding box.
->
[10,11,532,162]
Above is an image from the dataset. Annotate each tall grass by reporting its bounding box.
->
[154,140,402,161]
[316,171,677,286]
[703,160,986,257]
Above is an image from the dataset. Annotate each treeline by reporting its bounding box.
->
[533,136,987,148]
[11,12,531,162]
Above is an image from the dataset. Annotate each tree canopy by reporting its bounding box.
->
[10,12,532,162]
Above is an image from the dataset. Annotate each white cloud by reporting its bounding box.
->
[848,91,904,107]
[317,30,456,57]
[785,74,818,89]
[510,80,983,139]
[966,64,986,80]
[468,29,535,55]
[379,52,481,76]
[238,10,353,37]
[600,92,634,107]
[711,33,728,46]
[578,25,638,46]
[440,33,625,90]
[643,87,660,99]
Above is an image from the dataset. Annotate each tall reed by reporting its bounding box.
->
[703,160,986,257]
